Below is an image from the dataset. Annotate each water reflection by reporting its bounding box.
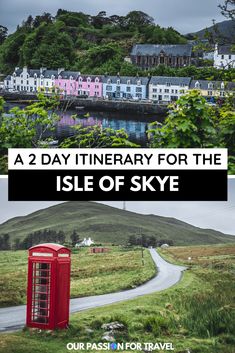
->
[56,110,164,146]
[5,103,165,146]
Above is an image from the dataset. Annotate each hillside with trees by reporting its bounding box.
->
[0,9,187,75]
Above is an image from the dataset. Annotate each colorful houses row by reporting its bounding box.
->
[4,67,235,103]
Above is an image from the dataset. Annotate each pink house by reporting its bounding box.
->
[55,70,79,96]
[55,71,102,97]
[76,75,102,97]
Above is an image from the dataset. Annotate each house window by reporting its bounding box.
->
[166,83,171,87]
[164,89,169,93]
[117,80,120,85]
[21,80,23,84]
[153,88,157,93]
[27,80,29,85]
[159,89,162,93]
[136,87,142,92]
[137,80,141,86]
[208,91,213,96]
[136,93,142,98]
[195,82,200,88]
[171,89,174,93]
[106,85,112,91]
[107,79,111,84]
[175,89,178,93]
[34,81,37,85]
[127,80,131,85]
[221,55,224,59]
[220,91,225,97]
[221,82,225,89]
[46,82,49,86]
[126,87,131,92]
[116,86,121,92]
[88,85,90,88]
[208,83,213,89]
[79,84,82,88]
[229,55,232,60]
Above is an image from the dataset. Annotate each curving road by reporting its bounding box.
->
[0,249,186,332]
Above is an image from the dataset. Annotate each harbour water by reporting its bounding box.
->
[4,103,165,146]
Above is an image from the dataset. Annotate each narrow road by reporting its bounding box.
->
[0,249,186,332]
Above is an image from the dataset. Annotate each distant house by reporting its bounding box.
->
[149,76,191,102]
[102,75,150,100]
[75,237,94,247]
[55,70,79,96]
[130,44,193,69]
[90,247,109,254]
[4,67,58,93]
[190,79,235,99]
[161,244,169,249]
[214,44,235,69]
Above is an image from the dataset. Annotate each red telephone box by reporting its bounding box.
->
[26,243,71,330]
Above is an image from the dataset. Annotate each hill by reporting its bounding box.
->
[189,20,235,43]
[0,9,187,75]
[0,201,234,246]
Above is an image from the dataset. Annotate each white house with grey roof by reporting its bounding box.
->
[149,76,191,102]
[4,67,60,93]
[131,44,192,69]
[214,44,235,69]
[102,75,150,100]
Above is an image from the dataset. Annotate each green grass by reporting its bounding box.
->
[0,247,156,307]
[1,201,235,246]
[1,244,235,353]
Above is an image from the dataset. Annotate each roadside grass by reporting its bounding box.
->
[0,244,234,353]
[0,247,156,307]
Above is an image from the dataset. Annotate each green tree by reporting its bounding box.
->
[70,230,80,247]
[148,90,217,148]
[60,125,139,148]
[0,93,60,150]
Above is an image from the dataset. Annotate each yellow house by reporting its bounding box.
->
[189,80,235,99]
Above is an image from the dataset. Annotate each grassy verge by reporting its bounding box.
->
[1,244,235,353]
[0,247,156,307]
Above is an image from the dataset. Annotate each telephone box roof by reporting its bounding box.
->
[29,243,70,252]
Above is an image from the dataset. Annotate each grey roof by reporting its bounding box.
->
[218,45,235,55]
[42,70,58,78]
[131,44,192,57]
[150,76,191,86]
[102,75,150,85]
[59,71,80,79]
[4,75,11,80]
[190,80,235,90]
[78,75,102,82]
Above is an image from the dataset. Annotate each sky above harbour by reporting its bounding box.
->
[0,0,225,34]
[0,177,234,236]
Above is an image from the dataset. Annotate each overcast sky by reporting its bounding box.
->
[0,177,234,236]
[0,0,225,34]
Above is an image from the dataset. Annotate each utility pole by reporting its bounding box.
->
[123,201,126,211]
[139,228,144,266]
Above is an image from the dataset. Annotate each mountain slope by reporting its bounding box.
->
[0,202,234,246]
[189,20,235,43]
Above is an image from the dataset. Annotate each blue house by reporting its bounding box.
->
[102,75,150,100]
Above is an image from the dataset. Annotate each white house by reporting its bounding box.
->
[149,76,191,102]
[76,237,94,247]
[102,75,150,100]
[4,67,60,93]
[214,44,235,69]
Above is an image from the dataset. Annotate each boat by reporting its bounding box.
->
[75,106,85,110]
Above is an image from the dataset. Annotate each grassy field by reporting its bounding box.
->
[0,247,156,307]
[0,244,235,353]
[1,201,234,246]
